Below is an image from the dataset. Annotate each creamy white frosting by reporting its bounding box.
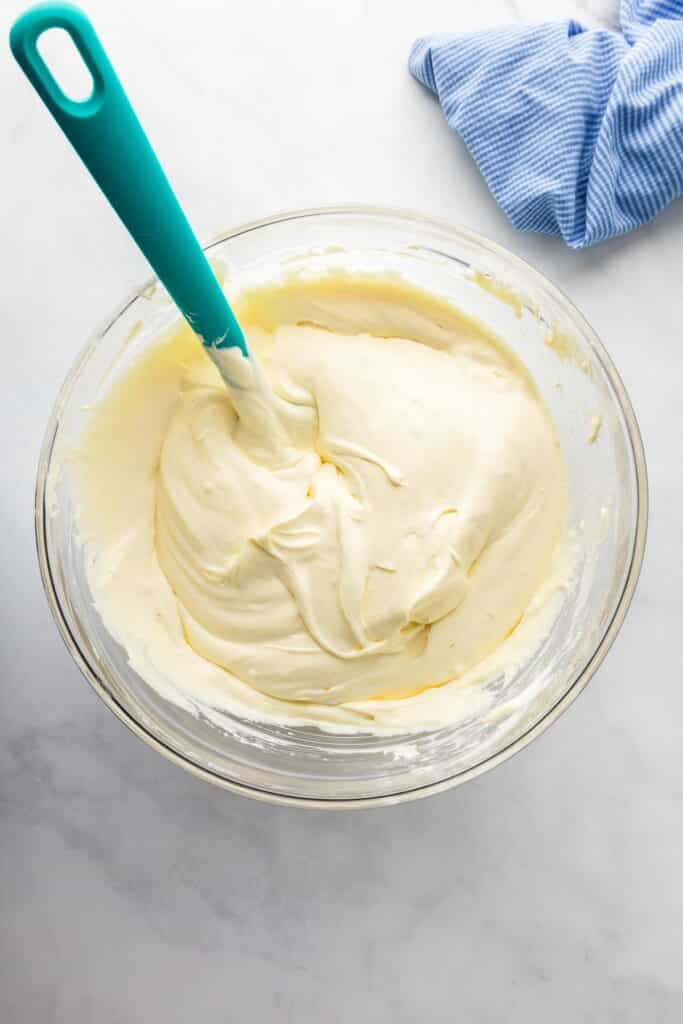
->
[72,272,567,732]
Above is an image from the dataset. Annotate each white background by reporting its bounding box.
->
[2,0,682,1020]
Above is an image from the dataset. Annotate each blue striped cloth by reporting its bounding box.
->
[409,0,683,248]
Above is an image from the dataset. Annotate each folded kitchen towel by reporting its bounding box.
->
[409,0,683,248]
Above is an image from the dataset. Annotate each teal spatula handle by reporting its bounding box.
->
[10,2,247,354]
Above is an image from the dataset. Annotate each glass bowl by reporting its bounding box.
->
[36,207,647,808]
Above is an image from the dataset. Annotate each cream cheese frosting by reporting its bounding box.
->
[72,271,567,732]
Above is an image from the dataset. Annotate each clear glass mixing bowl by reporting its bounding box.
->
[36,207,647,807]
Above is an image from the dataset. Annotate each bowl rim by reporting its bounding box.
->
[35,204,649,809]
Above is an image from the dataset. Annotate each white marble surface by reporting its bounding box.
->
[2,0,682,1019]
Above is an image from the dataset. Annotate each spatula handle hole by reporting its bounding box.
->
[36,26,94,103]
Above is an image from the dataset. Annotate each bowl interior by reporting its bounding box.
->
[37,209,646,806]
